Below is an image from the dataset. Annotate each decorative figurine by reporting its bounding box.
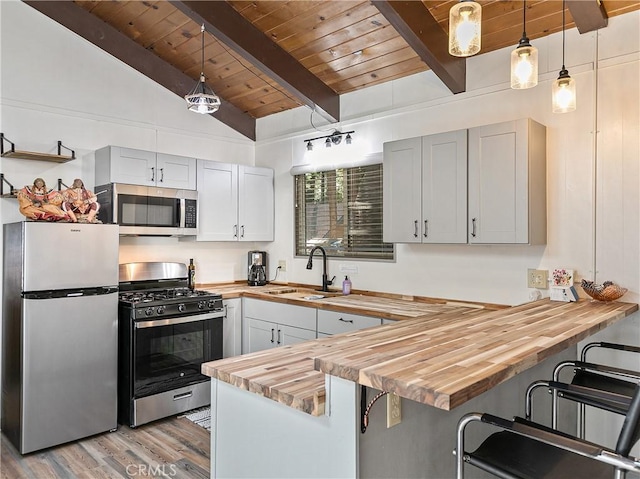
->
[17,177,69,222]
[62,178,101,223]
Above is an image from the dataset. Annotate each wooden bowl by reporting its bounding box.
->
[581,280,627,302]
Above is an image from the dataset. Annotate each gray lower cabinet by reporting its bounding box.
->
[242,298,316,353]
[222,298,242,358]
[317,309,381,337]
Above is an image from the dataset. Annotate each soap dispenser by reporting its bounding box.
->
[342,276,352,295]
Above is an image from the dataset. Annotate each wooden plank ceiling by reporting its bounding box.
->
[25,1,640,140]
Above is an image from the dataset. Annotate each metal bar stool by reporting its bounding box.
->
[455,383,640,479]
[551,342,640,436]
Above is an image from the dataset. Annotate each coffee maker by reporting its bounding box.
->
[248,251,267,286]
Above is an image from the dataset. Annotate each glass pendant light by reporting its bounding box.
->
[184,24,221,114]
[449,0,482,57]
[552,1,576,113]
[510,0,538,89]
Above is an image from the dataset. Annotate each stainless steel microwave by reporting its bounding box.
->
[96,183,197,236]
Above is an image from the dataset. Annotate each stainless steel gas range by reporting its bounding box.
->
[118,262,223,427]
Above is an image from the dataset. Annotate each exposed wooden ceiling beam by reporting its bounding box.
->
[24,1,256,140]
[171,1,340,124]
[566,0,608,34]
[372,0,465,94]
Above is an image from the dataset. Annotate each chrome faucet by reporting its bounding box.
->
[306,246,335,292]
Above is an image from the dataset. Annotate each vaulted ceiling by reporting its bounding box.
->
[25,1,640,140]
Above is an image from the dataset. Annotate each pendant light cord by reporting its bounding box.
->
[561,0,566,69]
[200,23,205,76]
[522,0,527,38]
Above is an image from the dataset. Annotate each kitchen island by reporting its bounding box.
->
[202,298,637,478]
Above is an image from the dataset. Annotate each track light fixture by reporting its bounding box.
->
[303,130,355,151]
[184,24,221,114]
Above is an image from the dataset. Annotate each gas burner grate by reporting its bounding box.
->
[119,287,218,305]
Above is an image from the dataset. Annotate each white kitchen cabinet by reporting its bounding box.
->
[383,119,545,245]
[467,118,546,244]
[317,309,381,336]
[245,319,316,352]
[94,146,196,190]
[222,298,242,358]
[383,137,422,243]
[383,130,467,243]
[242,299,316,353]
[196,160,274,242]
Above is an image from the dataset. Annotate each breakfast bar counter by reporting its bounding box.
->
[202,298,638,478]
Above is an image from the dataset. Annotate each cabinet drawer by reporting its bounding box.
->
[243,299,316,331]
[317,310,380,335]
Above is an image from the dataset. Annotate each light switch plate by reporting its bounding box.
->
[527,269,548,289]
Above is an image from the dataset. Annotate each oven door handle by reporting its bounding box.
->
[135,311,223,329]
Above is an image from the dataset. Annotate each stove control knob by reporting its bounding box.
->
[156,306,165,315]
[145,307,154,316]
[198,301,206,310]
[208,300,216,309]
[178,303,186,313]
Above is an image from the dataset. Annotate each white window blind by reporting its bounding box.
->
[294,163,394,260]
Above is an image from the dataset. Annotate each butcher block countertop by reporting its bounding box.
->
[201,298,638,416]
[201,281,504,320]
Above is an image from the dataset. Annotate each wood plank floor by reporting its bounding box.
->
[1,415,209,479]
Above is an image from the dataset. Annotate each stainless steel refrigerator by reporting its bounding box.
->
[2,221,119,454]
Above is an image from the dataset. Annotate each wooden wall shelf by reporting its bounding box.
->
[1,173,17,198]
[1,133,75,163]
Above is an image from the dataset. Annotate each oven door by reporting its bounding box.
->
[132,312,223,399]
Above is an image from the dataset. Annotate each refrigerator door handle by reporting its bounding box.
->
[23,286,118,300]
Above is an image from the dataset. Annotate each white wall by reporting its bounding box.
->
[0,0,265,285]
[255,12,640,450]
[256,12,640,310]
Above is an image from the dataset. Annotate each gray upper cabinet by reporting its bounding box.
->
[383,130,467,243]
[94,146,196,190]
[383,119,546,245]
[422,130,468,243]
[196,160,274,242]
[467,119,546,245]
[383,137,422,243]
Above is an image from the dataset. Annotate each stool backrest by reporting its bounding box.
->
[615,383,640,456]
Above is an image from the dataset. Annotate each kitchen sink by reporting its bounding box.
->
[263,288,342,300]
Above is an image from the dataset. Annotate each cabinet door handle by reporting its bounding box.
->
[424,219,428,238]
[338,317,354,324]
[270,328,275,343]
[241,225,245,238]
[150,167,155,182]
[277,329,282,345]
[159,168,164,182]
[224,304,228,319]
[233,225,238,238]
[471,218,477,238]
[414,220,418,238]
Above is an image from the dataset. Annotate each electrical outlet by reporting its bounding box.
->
[527,269,548,289]
[386,393,401,428]
[278,260,287,272]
